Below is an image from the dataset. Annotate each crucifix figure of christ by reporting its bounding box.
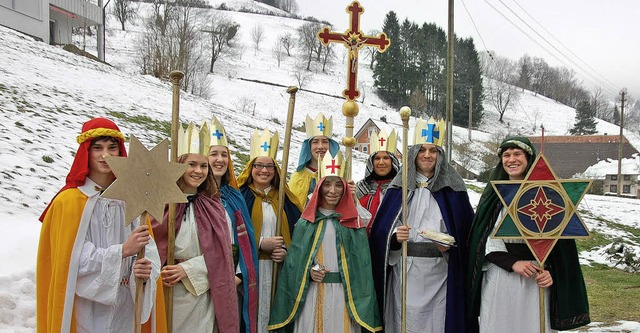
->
[317,1,390,101]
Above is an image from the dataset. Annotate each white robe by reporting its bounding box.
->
[480,209,557,333]
[172,203,217,332]
[294,208,360,333]
[385,175,448,333]
[73,179,160,333]
[257,187,277,333]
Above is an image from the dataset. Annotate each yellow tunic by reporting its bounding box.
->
[288,167,317,208]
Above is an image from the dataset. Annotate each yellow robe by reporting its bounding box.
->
[36,185,166,333]
[288,167,317,208]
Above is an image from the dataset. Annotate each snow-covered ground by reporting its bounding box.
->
[0,2,638,331]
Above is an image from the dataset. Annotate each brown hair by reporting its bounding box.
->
[177,154,220,198]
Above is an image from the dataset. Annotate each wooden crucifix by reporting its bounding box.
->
[317,1,390,101]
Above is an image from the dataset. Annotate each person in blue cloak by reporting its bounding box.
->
[207,116,259,333]
[369,118,475,333]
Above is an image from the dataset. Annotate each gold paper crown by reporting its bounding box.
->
[209,116,228,147]
[305,113,333,139]
[318,150,345,179]
[369,129,397,154]
[250,129,279,160]
[413,117,445,146]
[177,122,211,156]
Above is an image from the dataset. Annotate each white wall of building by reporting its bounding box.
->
[0,0,49,43]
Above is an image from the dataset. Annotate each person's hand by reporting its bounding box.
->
[160,264,187,287]
[122,225,150,258]
[310,267,328,283]
[347,180,357,203]
[271,247,286,263]
[235,276,242,287]
[133,258,152,281]
[261,236,284,252]
[395,225,410,242]
[434,243,450,253]
[535,269,553,288]
[512,260,543,279]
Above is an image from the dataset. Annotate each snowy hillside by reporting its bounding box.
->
[0,4,639,331]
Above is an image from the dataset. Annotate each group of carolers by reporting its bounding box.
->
[36,113,591,333]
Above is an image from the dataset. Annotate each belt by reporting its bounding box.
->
[321,272,342,283]
[406,242,443,258]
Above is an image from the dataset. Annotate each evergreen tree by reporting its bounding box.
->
[417,23,446,118]
[453,37,483,127]
[613,105,620,125]
[570,100,598,135]
[373,11,402,106]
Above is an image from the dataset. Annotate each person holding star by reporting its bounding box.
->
[36,118,162,332]
[466,136,590,332]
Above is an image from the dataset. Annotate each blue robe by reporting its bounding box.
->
[220,184,259,333]
[369,187,475,333]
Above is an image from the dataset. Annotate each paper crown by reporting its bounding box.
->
[305,113,333,139]
[370,129,397,154]
[250,129,279,160]
[177,122,211,156]
[318,150,345,179]
[209,116,228,147]
[413,117,445,146]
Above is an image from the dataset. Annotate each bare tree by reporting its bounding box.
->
[487,79,520,123]
[591,87,612,121]
[297,22,322,71]
[409,87,428,117]
[291,61,313,88]
[278,0,298,13]
[202,12,239,72]
[272,37,284,67]
[280,32,294,56]
[112,0,137,31]
[319,44,334,73]
[250,24,265,52]
[362,29,381,69]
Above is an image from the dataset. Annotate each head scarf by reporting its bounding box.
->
[301,176,359,229]
[295,136,340,171]
[467,136,537,319]
[356,151,400,196]
[389,144,467,193]
[39,118,127,221]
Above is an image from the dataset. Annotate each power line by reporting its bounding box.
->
[495,0,619,94]
[509,0,621,91]
[460,0,493,59]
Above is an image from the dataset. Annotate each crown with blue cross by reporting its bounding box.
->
[305,113,333,139]
[209,116,228,147]
[249,129,279,160]
[177,121,211,156]
[318,150,345,179]
[413,117,445,147]
[369,129,398,154]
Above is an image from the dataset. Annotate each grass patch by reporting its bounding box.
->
[576,231,610,252]
[42,155,54,163]
[108,111,171,137]
[22,138,32,144]
[466,183,484,194]
[580,264,640,326]
[15,121,24,127]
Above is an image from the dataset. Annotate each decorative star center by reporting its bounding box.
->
[518,186,565,231]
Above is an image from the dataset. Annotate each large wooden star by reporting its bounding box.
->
[490,154,592,265]
[102,135,187,225]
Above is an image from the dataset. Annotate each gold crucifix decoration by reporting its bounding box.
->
[317,1,390,101]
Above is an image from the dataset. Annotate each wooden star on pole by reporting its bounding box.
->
[102,135,187,225]
[490,154,592,265]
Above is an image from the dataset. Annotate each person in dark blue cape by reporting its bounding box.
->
[369,119,474,333]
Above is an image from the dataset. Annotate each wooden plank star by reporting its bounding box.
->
[102,135,187,225]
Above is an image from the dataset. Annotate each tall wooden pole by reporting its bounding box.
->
[617,89,626,196]
[165,70,184,333]
[445,0,455,162]
[271,86,298,305]
[399,106,411,333]
[342,100,359,181]
[133,212,149,333]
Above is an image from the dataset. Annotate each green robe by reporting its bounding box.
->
[268,212,382,332]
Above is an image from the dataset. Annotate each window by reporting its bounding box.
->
[624,175,631,181]
[363,145,368,153]
[623,185,631,194]
[610,185,617,193]
[611,175,617,180]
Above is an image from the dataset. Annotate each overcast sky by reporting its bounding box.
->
[297,0,639,102]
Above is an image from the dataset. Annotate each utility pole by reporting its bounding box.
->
[468,86,473,141]
[617,88,626,196]
[445,0,454,162]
